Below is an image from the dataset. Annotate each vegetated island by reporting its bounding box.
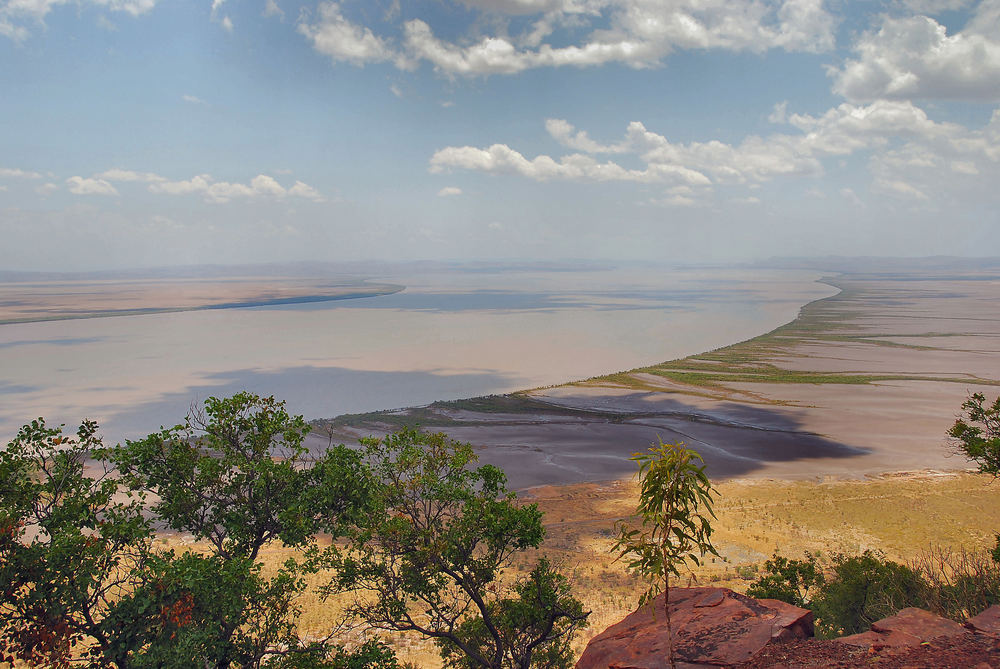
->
[0,276,404,325]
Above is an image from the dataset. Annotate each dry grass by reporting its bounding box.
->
[6,470,995,668]
[228,469,1000,668]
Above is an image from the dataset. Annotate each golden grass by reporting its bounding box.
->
[239,469,1000,668]
[5,470,995,668]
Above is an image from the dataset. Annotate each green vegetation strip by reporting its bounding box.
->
[584,279,1000,401]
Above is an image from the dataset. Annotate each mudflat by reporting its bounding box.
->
[317,269,1000,487]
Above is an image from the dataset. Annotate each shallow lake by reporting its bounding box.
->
[0,265,836,443]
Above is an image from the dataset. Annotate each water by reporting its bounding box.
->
[0,266,836,443]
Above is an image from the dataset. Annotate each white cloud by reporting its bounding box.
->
[208,0,233,32]
[35,182,59,195]
[878,178,929,200]
[431,141,712,185]
[298,2,397,66]
[288,180,326,201]
[250,174,286,196]
[768,101,789,124]
[832,10,1000,101]
[263,0,284,19]
[182,94,207,105]
[148,173,325,203]
[433,100,1000,206]
[1,0,157,41]
[293,0,835,75]
[649,194,698,207]
[0,167,42,179]
[401,0,836,76]
[437,186,463,196]
[148,174,213,196]
[66,176,119,196]
[96,168,166,182]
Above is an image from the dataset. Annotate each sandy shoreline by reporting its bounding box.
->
[316,267,1000,488]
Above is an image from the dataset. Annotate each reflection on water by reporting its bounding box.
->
[0,266,835,443]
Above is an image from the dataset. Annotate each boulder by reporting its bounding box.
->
[574,587,813,669]
[967,605,1000,637]
[837,607,969,651]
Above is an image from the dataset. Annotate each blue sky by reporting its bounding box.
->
[1,0,999,270]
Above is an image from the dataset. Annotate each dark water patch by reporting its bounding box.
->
[98,365,526,443]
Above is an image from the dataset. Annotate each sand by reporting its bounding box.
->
[318,270,1000,488]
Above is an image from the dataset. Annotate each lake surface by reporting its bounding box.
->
[0,266,836,443]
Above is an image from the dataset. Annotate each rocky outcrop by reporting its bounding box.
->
[836,607,969,650]
[574,587,813,669]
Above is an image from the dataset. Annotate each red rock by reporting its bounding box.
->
[968,606,1000,637]
[837,629,922,649]
[574,587,813,669]
[835,607,971,655]
[871,607,968,642]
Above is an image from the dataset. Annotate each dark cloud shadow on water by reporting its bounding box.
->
[100,365,526,443]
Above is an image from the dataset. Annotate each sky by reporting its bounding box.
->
[1,0,999,271]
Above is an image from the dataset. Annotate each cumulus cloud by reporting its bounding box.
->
[832,8,1000,101]
[147,172,326,203]
[97,168,166,182]
[437,186,463,196]
[66,176,119,196]
[298,2,398,66]
[287,180,325,201]
[295,0,836,75]
[432,100,1000,205]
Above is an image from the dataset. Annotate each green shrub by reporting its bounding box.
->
[746,553,824,609]
[812,551,927,638]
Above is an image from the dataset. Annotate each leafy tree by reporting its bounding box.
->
[104,392,379,667]
[327,428,589,669]
[812,551,927,638]
[948,392,1000,561]
[612,439,718,669]
[0,418,152,668]
[746,553,825,609]
[108,392,371,561]
[949,392,1000,477]
[1,395,389,669]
